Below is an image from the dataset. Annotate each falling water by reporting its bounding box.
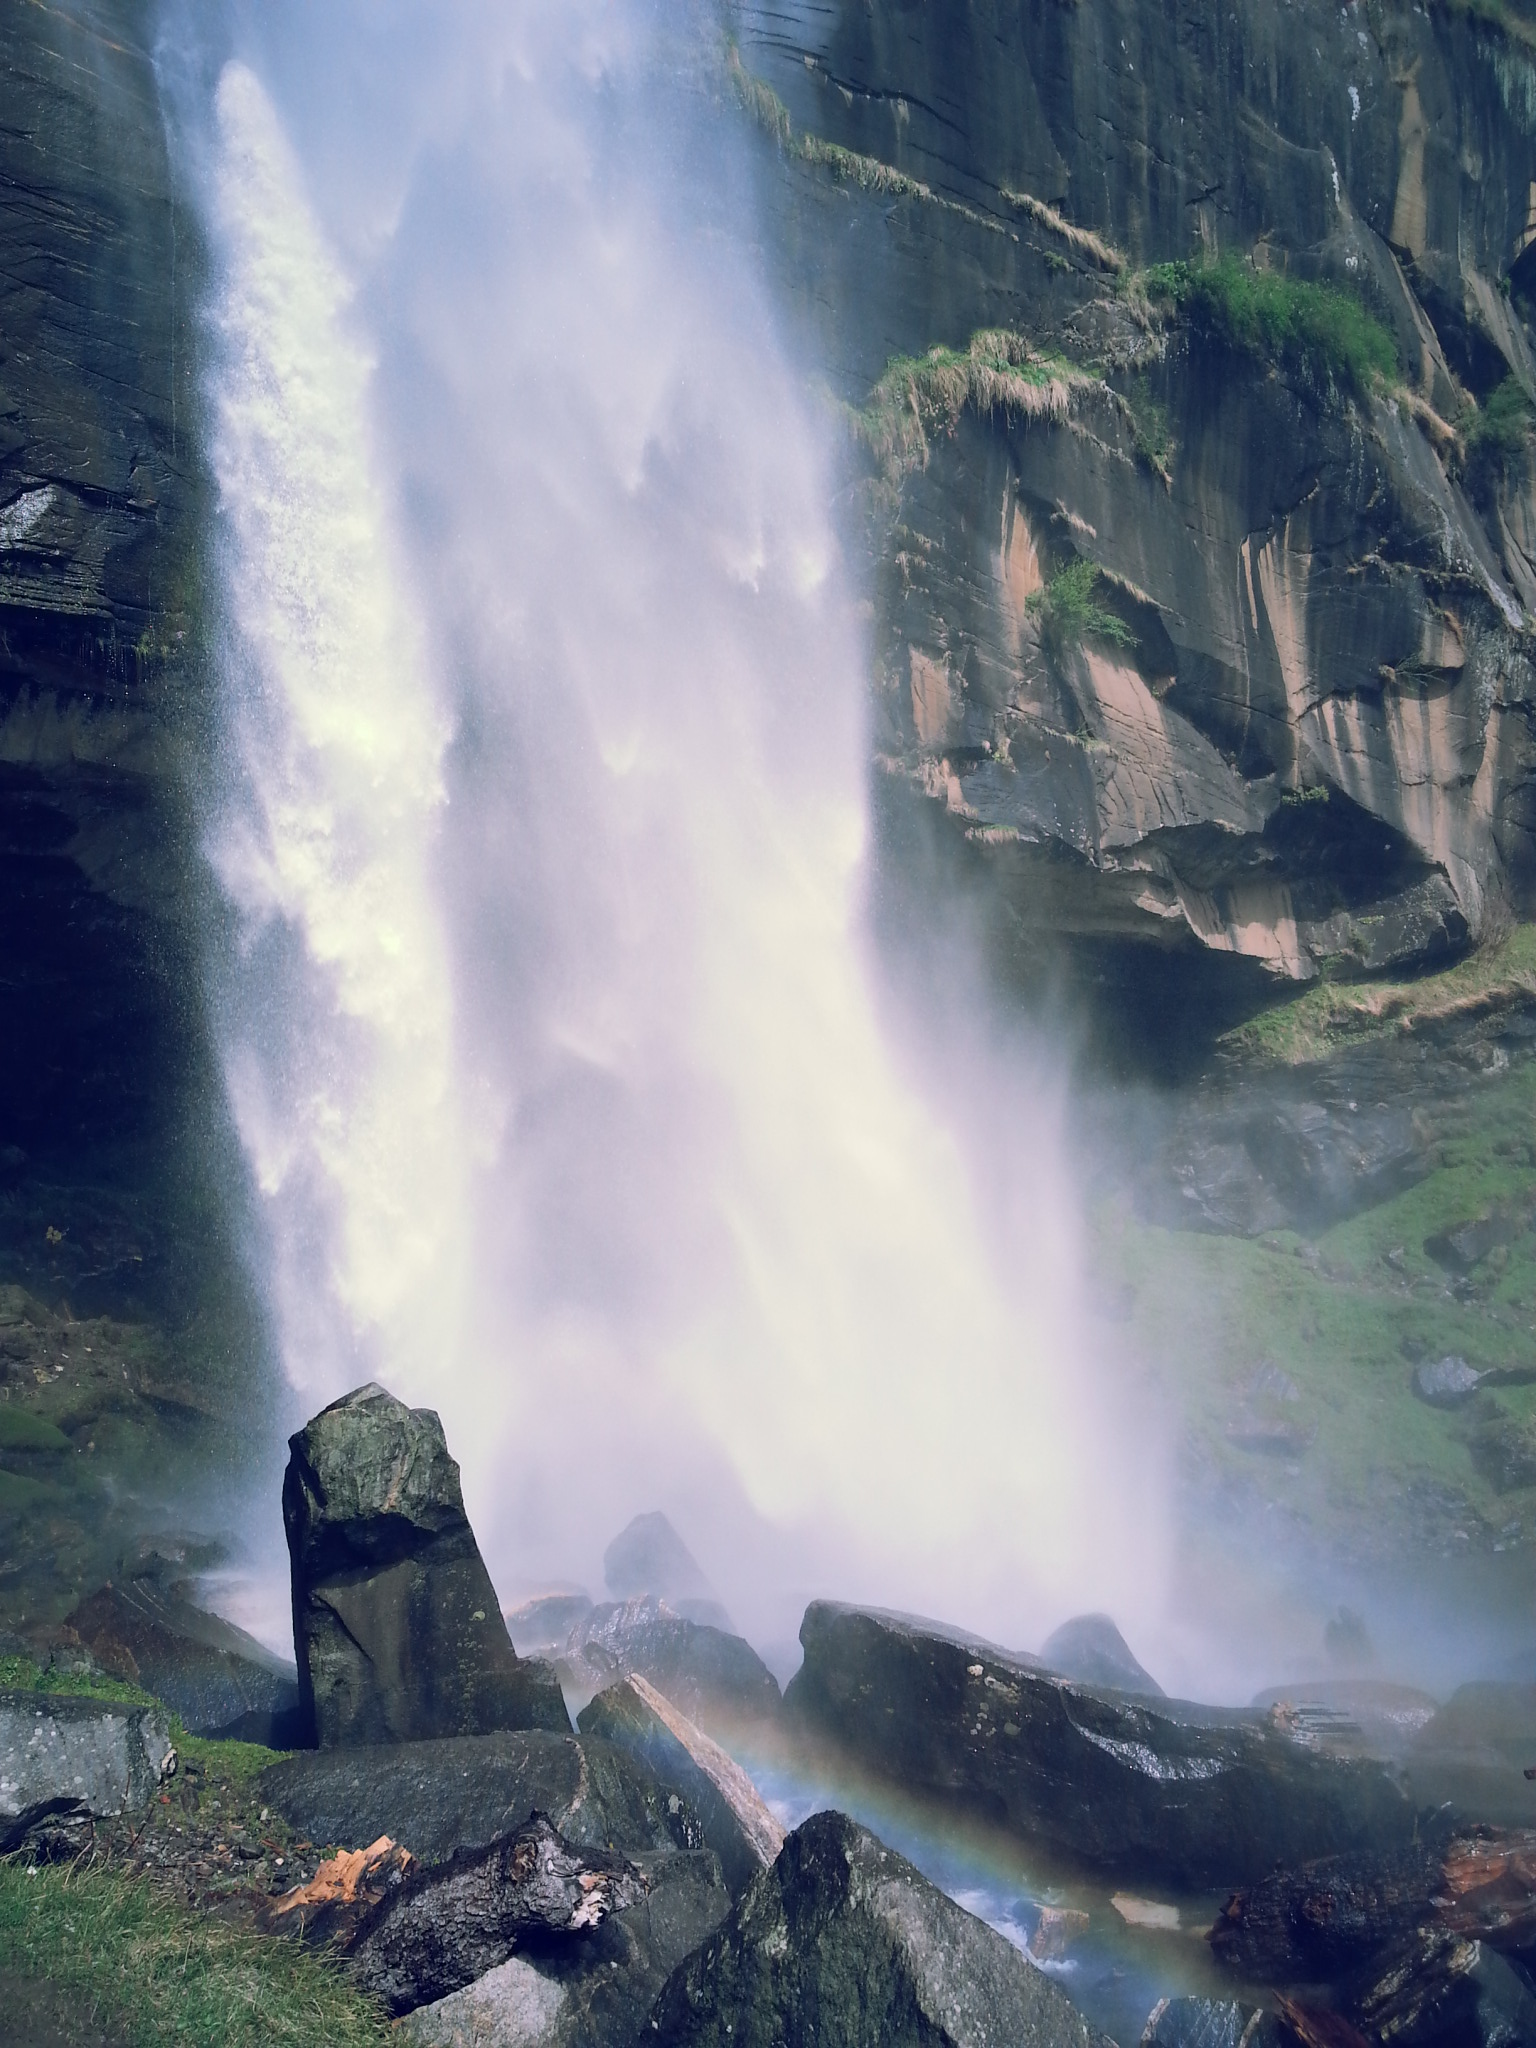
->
[192,0,1166,1653]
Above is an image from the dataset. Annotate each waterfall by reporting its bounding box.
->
[195,0,1164,1649]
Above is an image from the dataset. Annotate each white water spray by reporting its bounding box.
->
[199,2,1165,1651]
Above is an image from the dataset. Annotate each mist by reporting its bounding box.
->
[180,0,1170,1667]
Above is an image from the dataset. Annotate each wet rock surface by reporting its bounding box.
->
[578,1674,785,1898]
[398,1848,732,2048]
[787,1605,1415,1889]
[651,1808,1112,2048]
[284,1383,569,1747]
[259,1729,709,1866]
[0,1689,173,1853]
[1140,1999,1284,2048]
[62,1575,299,1738]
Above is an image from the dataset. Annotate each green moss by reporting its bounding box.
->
[0,1410,70,1454]
[1026,559,1137,653]
[1224,923,1536,1067]
[1143,256,1398,399]
[0,1864,388,2048]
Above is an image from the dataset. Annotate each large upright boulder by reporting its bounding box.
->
[284,1384,569,1746]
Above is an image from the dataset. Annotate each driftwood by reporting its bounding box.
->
[1209,1824,1536,1983]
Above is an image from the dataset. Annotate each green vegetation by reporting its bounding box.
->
[1026,559,1137,654]
[0,1656,286,1790]
[854,331,1091,488]
[0,1863,389,2048]
[1464,374,1534,492]
[1223,923,1536,1067]
[0,1409,69,1453]
[1142,256,1398,399]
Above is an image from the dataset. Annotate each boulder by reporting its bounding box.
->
[259,1729,710,1865]
[507,1594,596,1658]
[1140,2000,1284,2048]
[1248,1681,1440,1762]
[1351,1923,1536,2046]
[283,1383,569,1746]
[344,1813,649,2014]
[62,1577,302,1740]
[786,1605,1416,1889]
[0,1691,174,1855]
[577,1673,784,1896]
[556,1595,780,1732]
[651,1808,1112,2048]
[603,1512,730,1630]
[398,1848,731,2048]
[1040,1615,1164,1696]
[1407,1683,1536,1826]
[1413,1356,1483,1407]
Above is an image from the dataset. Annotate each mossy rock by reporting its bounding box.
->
[0,1409,70,1453]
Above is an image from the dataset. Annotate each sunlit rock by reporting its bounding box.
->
[0,1690,175,1857]
[651,1809,1112,2048]
[578,1672,785,1897]
[283,1383,569,1746]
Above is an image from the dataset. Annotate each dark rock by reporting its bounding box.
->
[786,1605,1415,1889]
[1351,1924,1536,2047]
[556,1596,781,1734]
[1209,1832,1451,1982]
[508,1594,596,1657]
[1040,1614,1164,1696]
[578,1673,784,1897]
[397,1848,732,2048]
[1414,1357,1483,1407]
[259,1729,710,1865]
[62,1578,299,1737]
[344,1812,648,2015]
[283,1383,569,1746]
[1466,1407,1536,1496]
[650,1808,1112,2048]
[0,1690,174,1853]
[603,1512,729,1628]
[1140,1999,1285,2048]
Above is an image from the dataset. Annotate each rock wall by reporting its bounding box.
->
[730,0,1536,1022]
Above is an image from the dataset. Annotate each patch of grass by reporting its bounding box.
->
[854,331,1094,487]
[0,1863,388,2048]
[1142,256,1398,399]
[1464,374,1534,493]
[0,1659,286,1787]
[1026,558,1137,654]
[1223,923,1536,1067]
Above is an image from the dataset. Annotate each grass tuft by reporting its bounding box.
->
[1142,256,1398,399]
[853,331,1093,486]
[0,1863,389,2048]
[1464,374,1535,494]
[1026,559,1137,654]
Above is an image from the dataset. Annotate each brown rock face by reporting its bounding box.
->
[283,1382,570,1747]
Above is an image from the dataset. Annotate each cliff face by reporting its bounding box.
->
[0,0,205,1259]
[731,0,1536,1016]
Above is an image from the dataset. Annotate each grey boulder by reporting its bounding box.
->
[787,1604,1415,1889]
[0,1691,174,1854]
[578,1673,784,1897]
[284,1383,569,1746]
[1139,2001,1283,2048]
[1413,1356,1484,1407]
[651,1808,1111,2048]
[1039,1614,1165,1696]
[259,1728,711,1865]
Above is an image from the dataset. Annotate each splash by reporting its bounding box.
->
[198,5,1165,1650]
